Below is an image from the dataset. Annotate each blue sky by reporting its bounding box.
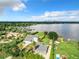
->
[0,0,79,21]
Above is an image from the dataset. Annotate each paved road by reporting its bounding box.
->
[45,41,52,59]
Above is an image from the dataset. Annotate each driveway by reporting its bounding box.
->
[45,41,52,59]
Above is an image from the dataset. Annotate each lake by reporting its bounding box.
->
[28,24,79,41]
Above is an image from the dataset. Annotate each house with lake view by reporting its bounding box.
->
[18,34,49,58]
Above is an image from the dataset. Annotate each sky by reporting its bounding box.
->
[0,0,79,22]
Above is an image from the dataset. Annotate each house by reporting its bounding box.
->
[18,35,38,49]
[18,35,38,50]
[35,44,48,57]
[24,35,38,43]
[18,35,49,58]
[23,35,49,55]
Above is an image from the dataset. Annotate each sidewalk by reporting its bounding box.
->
[45,41,52,59]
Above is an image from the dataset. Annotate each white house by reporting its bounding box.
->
[23,35,38,46]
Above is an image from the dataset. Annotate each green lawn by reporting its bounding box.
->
[0,57,4,59]
[50,45,54,59]
[23,51,44,59]
[36,32,50,45]
[42,35,49,45]
[55,41,79,59]
[36,32,45,39]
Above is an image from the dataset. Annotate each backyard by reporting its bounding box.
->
[50,39,79,59]
[55,41,79,59]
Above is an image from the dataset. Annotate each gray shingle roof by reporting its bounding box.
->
[35,44,48,54]
[24,35,38,42]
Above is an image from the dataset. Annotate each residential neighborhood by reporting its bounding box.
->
[0,0,79,59]
[0,23,79,59]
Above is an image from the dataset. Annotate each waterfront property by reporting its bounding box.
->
[18,34,50,59]
[35,44,48,57]
[24,35,38,43]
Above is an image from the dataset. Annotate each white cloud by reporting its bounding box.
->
[12,2,26,11]
[32,10,79,21]
[0,0,26,11]
[44,11,65,17]
[11,0,26,11]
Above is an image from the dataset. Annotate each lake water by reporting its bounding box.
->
[28,24,79,41]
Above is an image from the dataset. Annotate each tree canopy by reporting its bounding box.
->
[48,32,58,41]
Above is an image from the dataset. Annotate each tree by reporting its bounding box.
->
[48,32,58,59]
[11,46,20,56]
[44,32,48,35]
[48,32,58,41]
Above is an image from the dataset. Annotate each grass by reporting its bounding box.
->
[12,56,23,59]
[36,32,50,45]
[0,51,10,59]
[55,41,79,59]
[50,45,54,59]
[23,51,44,59]
[0,56,4,59]
[42,35,49,45]
[36,32,45,39]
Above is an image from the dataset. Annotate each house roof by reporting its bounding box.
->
[24,35,38,42]
[35,44,48,54]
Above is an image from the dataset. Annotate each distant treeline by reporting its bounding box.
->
[0,22,36,31]
[0,22,36,26]
[0,21,79,24]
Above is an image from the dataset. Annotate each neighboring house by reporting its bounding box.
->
[18,35,38,50]
[35,44,48,57]
[24,35,38,43]
[21,35,38,49]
